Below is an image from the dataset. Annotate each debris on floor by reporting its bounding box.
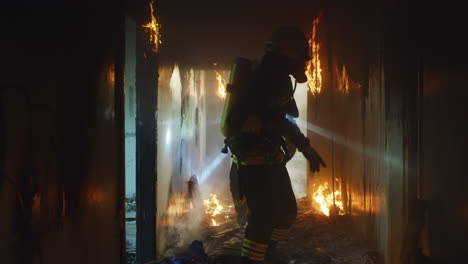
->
[157,240,209,264]
[203,198,375,264]
[151,198,377,264]
[126,195,137,264]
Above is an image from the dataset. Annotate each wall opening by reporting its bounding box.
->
[124,16,137,264]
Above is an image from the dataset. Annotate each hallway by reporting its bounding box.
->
[1,1,468,264]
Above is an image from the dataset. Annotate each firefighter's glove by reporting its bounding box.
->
[302,147,326,173]
[241,116,262,134]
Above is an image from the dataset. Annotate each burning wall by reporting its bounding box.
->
[153,6,403,261]
[154,11,399,261]
[305,10,411,264]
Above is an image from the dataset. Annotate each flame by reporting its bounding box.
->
[306,14,323,95]
[215,70,227,99]
[142,0,162,52]
[312,179,345,216]
[338,65,350,93]
[337,64,361,94]
[204,194,226,226]
[107,64,115,83]
[204,194,224,216]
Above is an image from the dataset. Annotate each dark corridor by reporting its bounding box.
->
[1,1,468,264]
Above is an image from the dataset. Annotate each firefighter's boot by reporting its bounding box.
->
[241,238,267,264]
[267,241,292,264]
[264,241,278,264]
[265,228,289,263]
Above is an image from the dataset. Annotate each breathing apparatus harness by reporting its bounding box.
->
[220,57,299,166]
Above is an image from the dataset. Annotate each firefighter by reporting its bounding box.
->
[223,25,326,264]
[229,119,323,226]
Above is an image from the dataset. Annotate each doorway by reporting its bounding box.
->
[124,16,137,264]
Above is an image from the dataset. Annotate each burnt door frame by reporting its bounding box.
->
[135,11,158,263]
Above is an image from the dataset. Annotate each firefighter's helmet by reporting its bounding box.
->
[266,25,310,61]
[266,25,310,83]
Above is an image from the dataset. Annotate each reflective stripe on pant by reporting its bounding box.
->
[241,238,268,262]
[270,227,289,242]
[239,164,297,244]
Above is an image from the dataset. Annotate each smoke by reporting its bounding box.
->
[157,186,206,258]
[207,118,221,127]
[286,79,309,198]
[170,64,182,105]
[157,65,231,258]
[198,153,229,184]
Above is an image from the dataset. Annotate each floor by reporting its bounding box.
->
[203,199,376,264]
[129,198,377,264]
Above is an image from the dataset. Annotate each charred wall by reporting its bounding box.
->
[308,5,468,264]
[0,3,127,264]
[416,6,468,263]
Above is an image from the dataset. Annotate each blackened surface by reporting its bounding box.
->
[306,4,468,264]
[135,6,158,263]
[157,0,321,68]
[0,2,126,264]
[115,9,127,264]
